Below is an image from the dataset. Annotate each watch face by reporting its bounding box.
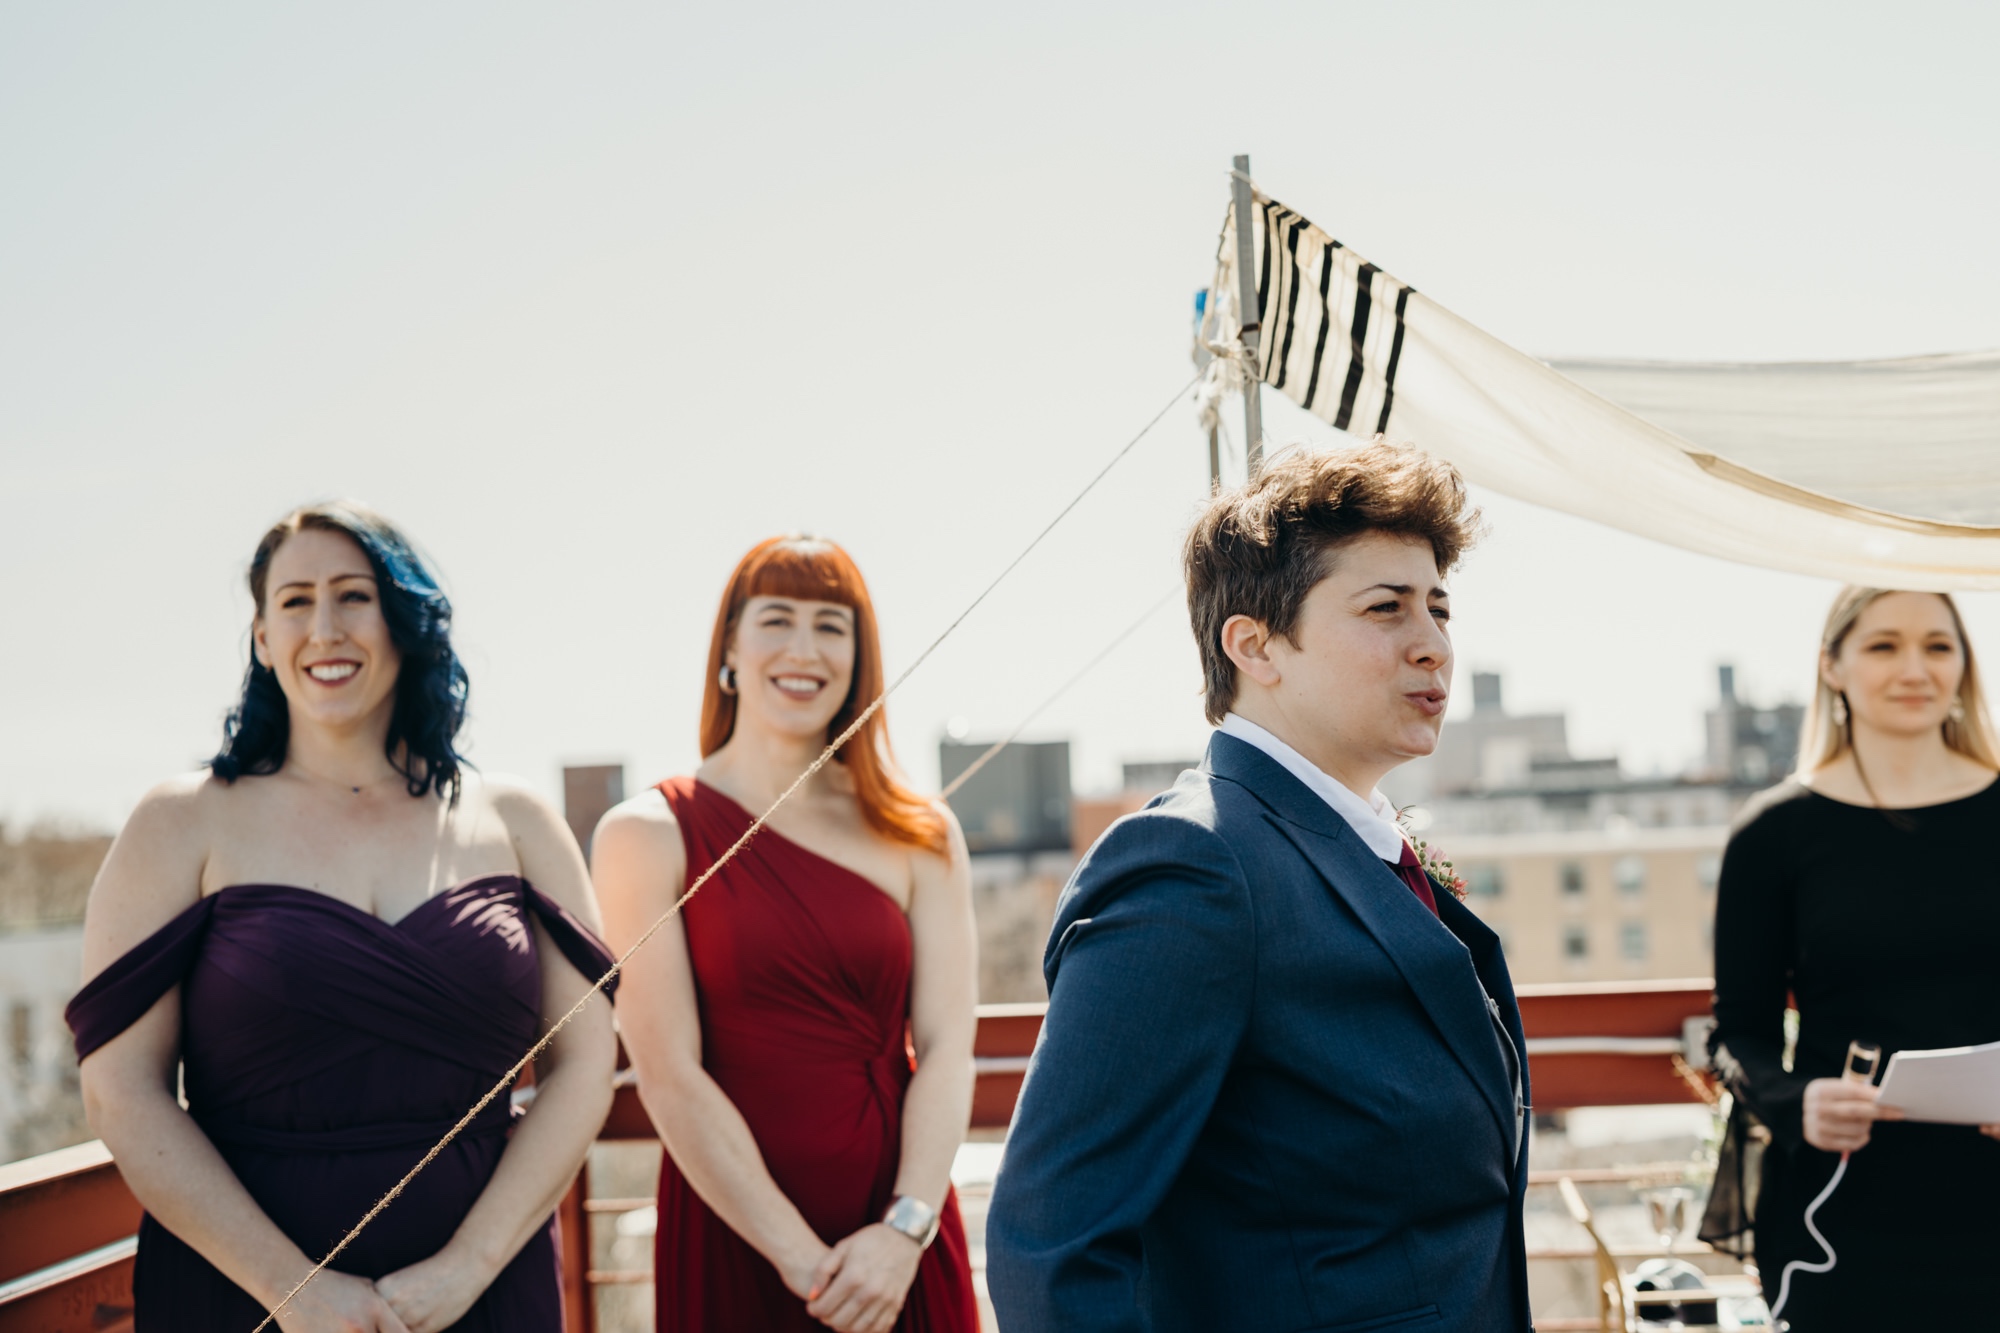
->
[885,1195,940,1247]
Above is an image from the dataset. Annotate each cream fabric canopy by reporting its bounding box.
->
[1552,354,2000,531]
[1205,189,2000,590]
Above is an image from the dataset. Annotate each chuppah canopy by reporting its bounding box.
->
[1551,354,2000,531]
[1201,187,2000,590]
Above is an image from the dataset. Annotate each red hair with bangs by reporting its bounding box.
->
[701,536,947,855]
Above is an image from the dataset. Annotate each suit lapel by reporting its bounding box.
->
[1437,892,1533,1166]
[1437,891,1533,1175]
[1437,891,1528,1066]
[1206,734,1518,1152]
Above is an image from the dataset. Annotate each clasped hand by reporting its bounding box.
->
[273,1247,491,1333]
[785,1222,923,1333]
[271,1269,409,1333]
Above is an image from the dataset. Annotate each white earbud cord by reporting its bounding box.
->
[1767,1149,1850,1330]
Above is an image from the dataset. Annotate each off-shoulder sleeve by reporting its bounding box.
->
[65,896,218,1061]
[522,883,620,1000]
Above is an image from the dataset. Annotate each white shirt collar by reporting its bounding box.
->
[1217,713,1408,862]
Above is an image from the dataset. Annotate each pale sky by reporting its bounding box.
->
[6,3,1998,831]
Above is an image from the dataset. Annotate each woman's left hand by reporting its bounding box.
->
[804,1222,922,1333]
[374,1247,495,1333]
[1981,1124,2000,1140]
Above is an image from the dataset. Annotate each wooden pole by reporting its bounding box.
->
[1207,425,1221,492]
[1230,154,1263,476]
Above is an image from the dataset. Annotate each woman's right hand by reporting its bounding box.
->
[777,1240,836,1306]
[272,1269,413,1333]
[1802,1077,1903,1153]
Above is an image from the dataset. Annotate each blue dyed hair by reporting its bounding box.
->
[211,501,470,799]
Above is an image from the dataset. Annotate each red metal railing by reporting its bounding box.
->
[0,1141,140,1333]
[0,982,1717,1333]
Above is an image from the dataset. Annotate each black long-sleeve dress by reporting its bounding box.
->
[1710,775,2000,1330]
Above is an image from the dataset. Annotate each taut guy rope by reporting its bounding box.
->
[938,586,1179,802]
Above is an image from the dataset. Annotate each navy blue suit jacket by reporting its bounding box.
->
[985,732,1532,1333]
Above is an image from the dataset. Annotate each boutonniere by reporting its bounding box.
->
[1396,811,1466,902]
[1413,840,1467,902]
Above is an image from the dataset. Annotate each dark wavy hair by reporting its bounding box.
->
[210,501,470,799]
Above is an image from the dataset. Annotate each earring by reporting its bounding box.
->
[1949,697,1967,725]
[718,664,737,695]
[1832,693,1848,728]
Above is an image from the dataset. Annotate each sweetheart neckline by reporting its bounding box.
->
[206,875,529,931]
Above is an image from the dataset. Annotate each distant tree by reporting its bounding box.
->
[0,823,112,930]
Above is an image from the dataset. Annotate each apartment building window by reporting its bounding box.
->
[1464,863,1503,898]
[1560,862,1586,897]
[1621,922,1649,961]
[1614,855,1647,896]
[1562,924,1589,960]
[1696,854,1722,893]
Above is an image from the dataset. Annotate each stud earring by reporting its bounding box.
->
[1832,693,1848,728]
[718,664,738,695]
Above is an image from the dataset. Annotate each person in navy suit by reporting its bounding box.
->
[986,440,1531,1333]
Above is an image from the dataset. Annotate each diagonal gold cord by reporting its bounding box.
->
[249,372,1201,1331]
[938,586,1180,802]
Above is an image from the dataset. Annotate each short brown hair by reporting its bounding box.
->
[1183,439,1480,723]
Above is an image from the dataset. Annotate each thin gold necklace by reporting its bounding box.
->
[288,758,405,797]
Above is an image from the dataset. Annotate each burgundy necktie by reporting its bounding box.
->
[1389,841,1440,917]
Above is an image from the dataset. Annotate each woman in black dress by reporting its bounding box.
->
[1711,586,2000,1330]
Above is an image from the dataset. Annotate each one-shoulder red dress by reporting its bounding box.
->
[652,777,978,1332]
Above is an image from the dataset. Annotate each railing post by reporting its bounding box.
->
[556,1171,592,1333]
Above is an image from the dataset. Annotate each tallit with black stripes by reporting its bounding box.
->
[1205,181,2000,588]
[1250,193,1411,434]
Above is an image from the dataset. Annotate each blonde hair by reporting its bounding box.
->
[1799,586,1999,773]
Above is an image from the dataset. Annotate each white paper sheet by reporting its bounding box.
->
[1875,1039,2000,1125]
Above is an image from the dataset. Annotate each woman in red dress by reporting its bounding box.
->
[593,535,980,1333]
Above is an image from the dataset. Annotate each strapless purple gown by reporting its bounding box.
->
[65,876,616,1333]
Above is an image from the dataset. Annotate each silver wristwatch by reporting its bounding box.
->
[880,1194,941,1249]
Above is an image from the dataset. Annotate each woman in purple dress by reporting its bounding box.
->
[66,502,617,1333]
